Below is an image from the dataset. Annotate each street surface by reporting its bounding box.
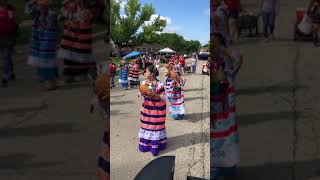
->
[0,40,107,180]
[110,59,210,180]
[234,0,320,179]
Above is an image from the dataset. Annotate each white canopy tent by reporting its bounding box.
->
[158,47,176,53]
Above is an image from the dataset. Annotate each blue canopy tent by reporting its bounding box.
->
[123,51,145,60]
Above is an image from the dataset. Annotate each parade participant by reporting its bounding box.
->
[138,64,167,156]
[211,32,243,180]
[118,59,128,90]
[25,0,59,90]
[128,59,140,88]
[0,0,18,86]
[59,0,95,83]
[109,62,116,88]
[167,71,186,120]
[173,58,184,76]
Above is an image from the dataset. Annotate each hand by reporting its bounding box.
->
[146,90,155,97]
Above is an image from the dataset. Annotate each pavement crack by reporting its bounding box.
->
[291,45,300,180]
[186,75,208,178]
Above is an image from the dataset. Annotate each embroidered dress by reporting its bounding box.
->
[211,52,243,178]
[94,62,110,180]
[167,78,185,120]
[139,80,167,156]
[128,62,140,87]
[58,6,95,77]
[25,3,59,82]
[119,64,128,89]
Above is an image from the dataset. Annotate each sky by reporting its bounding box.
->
[118,0,210,45]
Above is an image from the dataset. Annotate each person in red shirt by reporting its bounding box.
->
[0,0,19,86]
[109,63,116,88]
[225,0,241,44]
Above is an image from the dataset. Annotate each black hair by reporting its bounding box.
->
[213,32,227,48]
[146,64,159,79]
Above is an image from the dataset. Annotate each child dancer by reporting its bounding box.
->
[168,72,186,120]
[25,0,59,90]
[128,59,140,88]
[138,64,167,156]
[118,59,128,90]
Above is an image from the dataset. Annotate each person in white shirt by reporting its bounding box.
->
[191,55,198,74]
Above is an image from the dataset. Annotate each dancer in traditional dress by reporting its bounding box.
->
[211,32,243,180]
[173,58,184,76]
[138,64,167,156]
[128,59,140,88]
[168,72,186,120]
[25,0,59,90]
[118,59,128,90]
[59,0,95,83]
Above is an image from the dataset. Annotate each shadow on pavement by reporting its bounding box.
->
[237,159,320,180]
[57,82,91,90]
[184,88,203,92]
[0,122,79,138]
[110,100,134,105]
[238,84,307,96]
[183,112,210,123]
[161,132,208,154]
[237,111,304,126]
[0,103,48,116]
[110,110,128,116]
[184,96,203,102]
[0,153,66,170]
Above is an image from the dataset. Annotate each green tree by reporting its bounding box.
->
[111,0,166,56]
[184,40,201,54]
[158,33,186,53]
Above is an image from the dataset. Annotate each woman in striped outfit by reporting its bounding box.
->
[211,32,243,180]
[139,64,167,156]
[59,0,95,83]
[25,0,59,90]
[128,59,140,88]
[119,60,129,90]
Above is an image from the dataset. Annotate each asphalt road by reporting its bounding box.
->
[110,60,210,180]
[231,0,320,179]
[0,40,107,180]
